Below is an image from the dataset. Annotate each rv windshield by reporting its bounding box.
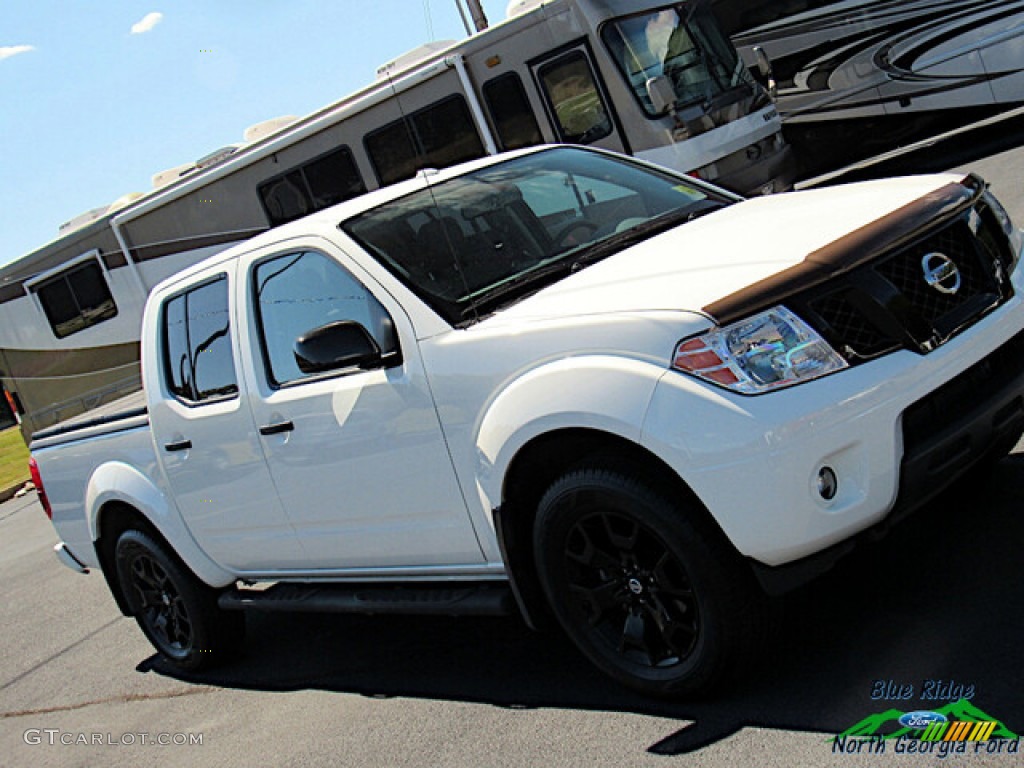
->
[343,147,732,326]
[602,4,758,115]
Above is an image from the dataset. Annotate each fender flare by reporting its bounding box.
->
[475,355,668,509]
[85,461,235,587]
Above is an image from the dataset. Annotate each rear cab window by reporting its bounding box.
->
[161,275,239,404]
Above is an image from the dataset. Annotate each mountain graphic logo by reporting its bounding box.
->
[838,699,1019,741]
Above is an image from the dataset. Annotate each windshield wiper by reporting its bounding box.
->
[461,258,577,320]
[568,201,724,268]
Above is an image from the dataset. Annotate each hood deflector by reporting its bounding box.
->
[703,175,985,325]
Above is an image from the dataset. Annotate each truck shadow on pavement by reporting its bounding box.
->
[145,457,1024,755]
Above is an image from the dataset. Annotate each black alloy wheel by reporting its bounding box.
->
[562,508,700,669]
[534,467,760,696]
[129,549,193,655]
[115,529,243,670]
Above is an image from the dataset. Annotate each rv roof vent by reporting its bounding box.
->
[507,0,546,18]
[195,144,243,170]
[58,206,109,235]
[244,115,299,143]
[376,40,455,80]
[152,162,197,189]
[107,192,145,214]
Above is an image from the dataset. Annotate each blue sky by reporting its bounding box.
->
[0,0,509,268]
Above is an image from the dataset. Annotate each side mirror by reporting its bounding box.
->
[752,46,777,99]
[293,320,381,375]
[645,75,676,116]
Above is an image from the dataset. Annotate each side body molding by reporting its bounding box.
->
[85,461,235,587]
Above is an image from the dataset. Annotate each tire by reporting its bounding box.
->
[533,467,761,696]
[114,529,244,671]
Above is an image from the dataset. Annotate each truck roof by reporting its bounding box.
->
[148,144,558,294]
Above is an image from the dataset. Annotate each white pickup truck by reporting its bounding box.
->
[31,146,1024,696]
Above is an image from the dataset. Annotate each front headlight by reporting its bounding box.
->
[982,188,1023,265]
[672,306,848,394]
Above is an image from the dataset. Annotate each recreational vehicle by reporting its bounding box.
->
[0,0,794,439]
[715,0,1024,166]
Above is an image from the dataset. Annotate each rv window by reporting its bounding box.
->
[365,95,485,186]
[364,121,420,187]
[483,73,543,151]
[253,250,397,386]
[303,147,366,209]
[258,146,366,226]
[162,276,238,404]
[261,171,310,225]
[35,259,117,339]
[537,51,612,144]
[601,7,755,116]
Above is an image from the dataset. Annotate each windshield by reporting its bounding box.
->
[342,147,732,325]
[602,4,757,116]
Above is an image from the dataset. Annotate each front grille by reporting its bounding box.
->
[875,221,994,325]
[801,200,1015,361]
[811,291,892,358]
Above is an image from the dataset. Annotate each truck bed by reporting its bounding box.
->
[30,390,149,449]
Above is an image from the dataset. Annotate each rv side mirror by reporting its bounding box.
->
[645,75,676,116]
[293,320,381,374]
[752,46,777,98]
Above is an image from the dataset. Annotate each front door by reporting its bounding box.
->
[238,241,485,572]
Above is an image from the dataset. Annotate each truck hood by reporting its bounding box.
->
[489,174,965,325]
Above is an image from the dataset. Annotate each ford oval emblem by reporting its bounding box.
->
[898,711,948,729]
[921,252,961,295]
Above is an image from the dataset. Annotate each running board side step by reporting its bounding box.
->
[218,582,516,617]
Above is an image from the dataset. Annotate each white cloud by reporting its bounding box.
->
[130,12,164,35]
[0,45,35,61]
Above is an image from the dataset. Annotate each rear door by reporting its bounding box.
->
[236,237,485,572]
[147,266,305,571]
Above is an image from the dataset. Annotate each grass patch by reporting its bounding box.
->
[0,426,30,491]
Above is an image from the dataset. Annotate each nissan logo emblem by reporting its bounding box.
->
[921,252,961,295]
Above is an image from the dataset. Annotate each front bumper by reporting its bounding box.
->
[640,262,1024,576]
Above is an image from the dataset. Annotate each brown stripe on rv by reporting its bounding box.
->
[131,227,267,262]
[702,176,984,325]
[102,251,128,269]
[0,283,24,304]
[0,228,268,306]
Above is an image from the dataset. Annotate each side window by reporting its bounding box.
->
[35,259,118,339]
[537,51,613,144]
[162,276,238,404]
[258,146,366,227]
[365,95,485,186]
[483,73,544,151]
[253,251,398,386]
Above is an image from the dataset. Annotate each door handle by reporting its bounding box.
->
[259,421,295,436]
[164,439,192,452]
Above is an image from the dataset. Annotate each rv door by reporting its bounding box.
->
[532,43,627,153]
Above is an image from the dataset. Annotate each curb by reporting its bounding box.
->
[0,481,31,505]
